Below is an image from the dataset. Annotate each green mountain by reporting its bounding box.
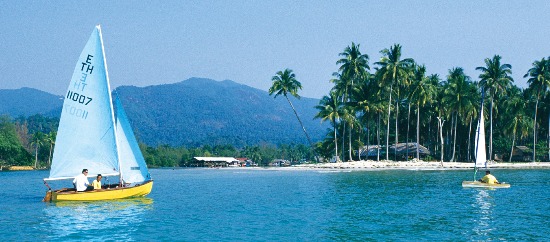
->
[2,78,327,147]
[116,78,327,147]
[0,88,62,117]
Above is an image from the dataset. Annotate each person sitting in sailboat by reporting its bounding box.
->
[92,174,102,190]
[73,169,91,191]
[479,170,500,184]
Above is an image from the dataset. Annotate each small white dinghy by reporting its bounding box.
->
[462,89,510,188]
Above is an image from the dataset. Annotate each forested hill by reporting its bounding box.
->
[115,77,327,147]
[1,78,328,147]
[0,88,62,117]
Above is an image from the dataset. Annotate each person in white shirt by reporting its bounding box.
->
[73,169,91,192]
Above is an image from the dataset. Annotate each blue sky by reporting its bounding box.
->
[1,1,549,98]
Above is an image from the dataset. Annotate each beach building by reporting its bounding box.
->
[236,157,256,167]
[359,143,431,161]
[191,157,239,167]
[508,146,533,161]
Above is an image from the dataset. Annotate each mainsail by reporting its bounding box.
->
[48,26,119,180]
[474,93,487,170]
[115,96,151,184]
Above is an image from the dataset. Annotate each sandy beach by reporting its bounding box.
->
[291,160,550,170]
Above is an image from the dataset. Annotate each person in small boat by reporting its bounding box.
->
[91,174,102,190]
[479,170,500,184]
[73,169,91,191]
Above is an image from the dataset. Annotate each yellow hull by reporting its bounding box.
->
[462,181,510,188]
[45,180,153,201]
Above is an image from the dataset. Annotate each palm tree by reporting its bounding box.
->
[335,43,369,161]
[442,67,472,162]
[524,57,550,162]
[337,42,370,88]
[503,87,532,162]
[374,44,414,160]
[409,66,437,160]
[353,74,387,161]
[269,69,318,161]
[315,91,342,161]
[30,131,45,168]
[45,131,56,167]
[476,55,513,161]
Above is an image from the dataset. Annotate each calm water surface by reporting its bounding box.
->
[1,168,549,241]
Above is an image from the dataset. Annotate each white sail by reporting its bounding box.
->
[48,26,119,180]
[474,102,486,169]
[115,96,151,184]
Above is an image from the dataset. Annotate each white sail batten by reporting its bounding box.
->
[115,96,151,184]
[48,26,120,180]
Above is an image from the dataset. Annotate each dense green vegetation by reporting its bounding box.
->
[141,143,311,167]
[307,43,550,162]
[0,116,33,167]
[0,114,314,168]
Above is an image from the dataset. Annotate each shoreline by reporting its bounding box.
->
[4,162,550,172]
[291,160,550,170]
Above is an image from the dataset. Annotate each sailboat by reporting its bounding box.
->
[43,25,153,201]
[462,90,510,188]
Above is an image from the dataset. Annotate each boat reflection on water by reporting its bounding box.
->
[43,197,153,240]
[472,190,494,238]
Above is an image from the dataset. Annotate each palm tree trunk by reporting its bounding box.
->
[34,145,38,168]
[48,143,53,166]
[386,84,393,160]
[452,112,457,162]
[395,95,399,161]
[468,117,472,161]
[490,97,494,161]
[437,117,444,165]
[407,102,411,161]
[333,120,338,161]
[510,121,517,162]
[416,105,420,160]
[533,99,539,162]
[341,122,346,162]
[377,113,381,161]
[348,123,352,162]
[284,96,318,162]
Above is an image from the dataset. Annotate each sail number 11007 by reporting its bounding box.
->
[66,90,92,105]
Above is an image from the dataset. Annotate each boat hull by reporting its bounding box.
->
[45,180,153,201]
[462,181,510,188]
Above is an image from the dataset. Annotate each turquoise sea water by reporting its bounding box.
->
[1,168,549,241]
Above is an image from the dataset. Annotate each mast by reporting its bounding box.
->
[97,25,123,185]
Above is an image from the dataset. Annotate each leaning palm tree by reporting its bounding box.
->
[476,55,513,161]
[30,131,45,168]
[374,44,414,160]
[524,57,550,162]
[409,66,437,160]
[269,69,317,161]
[315,90,342,161]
